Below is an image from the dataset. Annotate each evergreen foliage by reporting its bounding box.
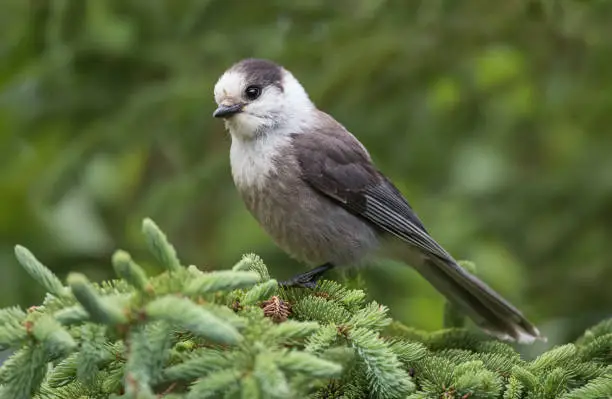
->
[1,218,611,399]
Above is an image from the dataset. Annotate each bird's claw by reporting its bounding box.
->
[278,263,334,289]
[279,277,318,289]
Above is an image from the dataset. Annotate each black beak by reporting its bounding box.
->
[213,103,243,118]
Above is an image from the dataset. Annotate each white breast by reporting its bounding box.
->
[230,134,292,190]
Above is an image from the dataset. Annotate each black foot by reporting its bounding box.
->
[279,263,335,289]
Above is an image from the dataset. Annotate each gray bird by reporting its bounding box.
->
[213,58,543,343]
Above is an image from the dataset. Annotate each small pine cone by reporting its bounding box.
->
[336,324,350,337]
[260,296,291,323]
[231,300,243,312]
[313,291,330,300]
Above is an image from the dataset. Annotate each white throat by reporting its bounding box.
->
[230,133,292,190]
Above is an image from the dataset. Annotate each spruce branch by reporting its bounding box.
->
[275,350,343,378]
[253,352,290,398]
[67,273,129,325]
[423,328,490,351]
[46,352,79,388]
[318,346,356,366]
[293,295,350,325]
[145,296,243,345]
[232,253,270,281]
[76,325,109,385]
[578,333,612,363]
[162,348,230,382]
[0,306,27,350]
[503,375,523,399]
[451,360,503,397]
[185,270,260,295]
[560,375,612,399]
[30,314,76,357]
[305,324,340,354]
[3,217,612,399]
[0,306,26,323]
[412,355,455,393]
[510,365,539,392]
[124,324,172,397]
[112,250,151,293]
[0,346,48,399]
[14,245,68,298]
[187,369,241,399]
[528,344,577,372]
[200,302,247,329]
[435,348,521,375]
[240,375,261,399]
[347,327,415,398]
[269,320,320,342]
[54,306,90,325]
[347,301,391,330]
[241,279,278,305]
[387,340,428,365]
[315,280,366,310]
[542,367,568,398]
[142,218,182,272]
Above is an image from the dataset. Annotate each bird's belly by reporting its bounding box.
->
[239,179,379,267]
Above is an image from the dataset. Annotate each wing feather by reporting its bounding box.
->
[361,190,452,261]
[290,122,451,262]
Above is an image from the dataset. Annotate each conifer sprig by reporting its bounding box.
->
[0,218,611,398]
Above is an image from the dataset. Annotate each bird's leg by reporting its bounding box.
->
[279,263,335,289]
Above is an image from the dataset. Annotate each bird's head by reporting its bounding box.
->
[213,59,315,140]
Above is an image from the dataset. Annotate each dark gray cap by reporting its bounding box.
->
[230,58,284,91]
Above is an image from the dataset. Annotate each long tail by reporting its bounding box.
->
[411,256,543,343]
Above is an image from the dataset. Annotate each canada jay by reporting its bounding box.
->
[213,58,542,343]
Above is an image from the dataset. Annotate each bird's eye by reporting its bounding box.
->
[244,85,262,100]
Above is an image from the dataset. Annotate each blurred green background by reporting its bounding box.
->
[1,0,611,350]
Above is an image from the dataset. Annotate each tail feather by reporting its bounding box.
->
[413,256,543,344]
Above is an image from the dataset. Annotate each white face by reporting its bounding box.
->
[213,68,314,140]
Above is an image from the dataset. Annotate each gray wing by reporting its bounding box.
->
[291,123,542,342]
[290,125,453,262]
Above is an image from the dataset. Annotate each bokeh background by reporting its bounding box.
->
[1,0,611,353]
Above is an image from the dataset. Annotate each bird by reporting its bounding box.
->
[212,58,543,343]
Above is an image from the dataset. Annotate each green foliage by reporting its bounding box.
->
[1,219,612,398]
[14,246,69,299]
